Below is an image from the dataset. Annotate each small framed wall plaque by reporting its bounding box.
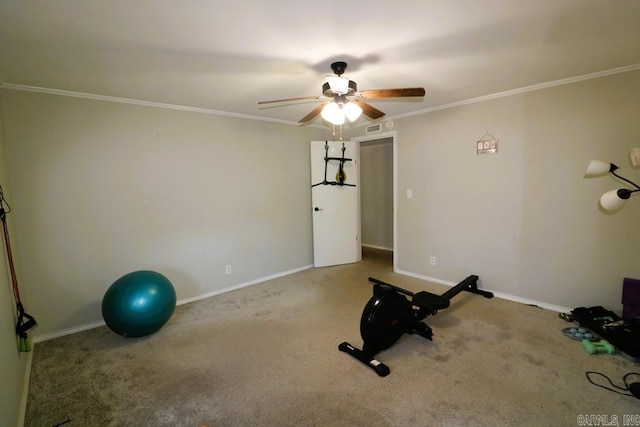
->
[477,132,498,155]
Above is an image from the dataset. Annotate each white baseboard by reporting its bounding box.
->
[395,269,571,313]
[176,264,313,306]
[33,320,107,343]
[362,244,393,252]
[33,264,314,343]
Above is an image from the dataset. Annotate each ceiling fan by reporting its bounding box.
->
[258,61,425,125]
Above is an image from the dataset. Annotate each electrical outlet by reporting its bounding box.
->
[225,265,232,275]
[430,256,436,265]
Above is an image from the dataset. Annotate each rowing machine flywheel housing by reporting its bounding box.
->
[360,285,413,355]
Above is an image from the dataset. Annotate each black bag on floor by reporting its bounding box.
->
[572,306,640,362]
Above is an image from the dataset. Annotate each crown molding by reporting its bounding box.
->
[0,83,316,127]
[3,63,639,127]
[388,63,640,121]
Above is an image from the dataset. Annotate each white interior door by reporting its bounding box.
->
[310,140,360,267]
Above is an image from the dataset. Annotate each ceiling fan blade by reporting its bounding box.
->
[359,87,425,99]
[353,100,385,120]
[258,95,321,105]
[299,103,328,123]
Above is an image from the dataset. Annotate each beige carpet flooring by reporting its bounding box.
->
[25,248,640,426]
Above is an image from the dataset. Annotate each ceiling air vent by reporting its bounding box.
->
[365,123,382,134]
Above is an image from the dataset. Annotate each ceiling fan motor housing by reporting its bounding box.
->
[330,61,348,76]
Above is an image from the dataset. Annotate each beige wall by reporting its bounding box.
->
[360,138,393,250]
[1,90,326,339]
[0,92,29,427]
[393,69,640,310]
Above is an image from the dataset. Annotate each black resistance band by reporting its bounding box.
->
[0,185,36,351]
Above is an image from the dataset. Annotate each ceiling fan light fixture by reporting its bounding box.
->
[261,61,425,125]
[344,101,362,122]
[327,76,350,95]
[321,102,345,125]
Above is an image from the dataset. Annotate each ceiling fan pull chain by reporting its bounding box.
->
[332,123,343,141]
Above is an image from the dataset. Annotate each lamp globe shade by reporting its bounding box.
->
[321,102,345,125]
[327,76,349,94]
[584,160,612,177]
[599,189,627,213]
[344,102,362,122]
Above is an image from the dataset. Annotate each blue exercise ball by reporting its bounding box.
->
[102,270,176,337]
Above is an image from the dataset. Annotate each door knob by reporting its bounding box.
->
[314,207,323,211]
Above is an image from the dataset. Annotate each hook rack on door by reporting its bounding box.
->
[311,141,356,188]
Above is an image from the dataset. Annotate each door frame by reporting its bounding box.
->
[352,130,397,272]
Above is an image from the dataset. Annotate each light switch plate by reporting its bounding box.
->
[630,147,640,167]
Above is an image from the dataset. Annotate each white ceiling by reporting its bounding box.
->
[1,0,639,126]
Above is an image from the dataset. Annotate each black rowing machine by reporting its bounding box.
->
[339,275,493,376]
